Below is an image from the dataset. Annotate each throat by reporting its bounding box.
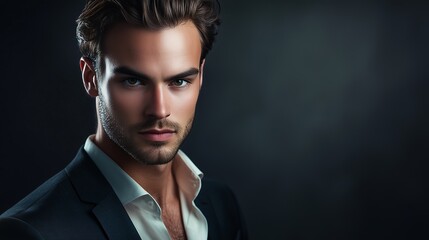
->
[154,173,187,240]
[162,196,187,240]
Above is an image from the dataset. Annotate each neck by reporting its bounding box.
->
[93,124,178,207]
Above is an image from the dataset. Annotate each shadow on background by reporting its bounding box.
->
[1,0,428,239]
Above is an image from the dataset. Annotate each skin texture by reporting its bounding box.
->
[79,21,204,240]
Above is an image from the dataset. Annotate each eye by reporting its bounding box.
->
[170,79,190,88]
[123,78,142,87]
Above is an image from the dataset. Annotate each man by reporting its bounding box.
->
[0,0,247,239]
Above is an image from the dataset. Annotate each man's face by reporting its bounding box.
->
[96,21,203,165]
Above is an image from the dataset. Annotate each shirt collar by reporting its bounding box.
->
[83,136,204,205]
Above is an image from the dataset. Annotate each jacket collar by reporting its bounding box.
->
[65,147,141,240]
[64,147,220,240]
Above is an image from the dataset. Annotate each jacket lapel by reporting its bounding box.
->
[65,147,141,240]
[92,192,141,240]
[195,189,220,240]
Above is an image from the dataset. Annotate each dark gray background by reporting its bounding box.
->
[1,0,428,239]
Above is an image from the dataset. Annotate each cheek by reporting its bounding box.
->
[108,88,144,120]
[170,87,200,118]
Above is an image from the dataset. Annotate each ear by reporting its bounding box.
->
[79,57,99,97]
[199,59,205,89]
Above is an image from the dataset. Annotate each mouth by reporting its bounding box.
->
[138,129,176,142]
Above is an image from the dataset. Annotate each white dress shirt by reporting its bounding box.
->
[84,137,208,240]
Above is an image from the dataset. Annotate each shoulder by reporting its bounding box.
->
[0,217,44,240]
[1,170,70,218]
[0,151,109,239]
[0,168,93,238]
[1,147,95,221]
[0,170,73,239]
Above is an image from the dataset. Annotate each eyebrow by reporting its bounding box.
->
[113,66,200,81]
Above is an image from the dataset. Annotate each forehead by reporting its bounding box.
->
[101,21,202,75]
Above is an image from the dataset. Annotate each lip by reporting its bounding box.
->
[138,129,176,142]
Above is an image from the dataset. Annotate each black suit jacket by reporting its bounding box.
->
[0,147,248,240]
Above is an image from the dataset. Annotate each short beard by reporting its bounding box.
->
[97,92,193,165]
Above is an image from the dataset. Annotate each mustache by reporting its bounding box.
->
[134,119,181,132]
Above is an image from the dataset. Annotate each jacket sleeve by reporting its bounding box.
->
[0,217,44,240]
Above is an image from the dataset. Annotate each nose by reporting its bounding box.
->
[144,85,170,119]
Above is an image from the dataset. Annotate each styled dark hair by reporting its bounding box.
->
[76,0,220,67]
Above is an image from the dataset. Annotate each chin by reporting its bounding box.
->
[131,144,179,165]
